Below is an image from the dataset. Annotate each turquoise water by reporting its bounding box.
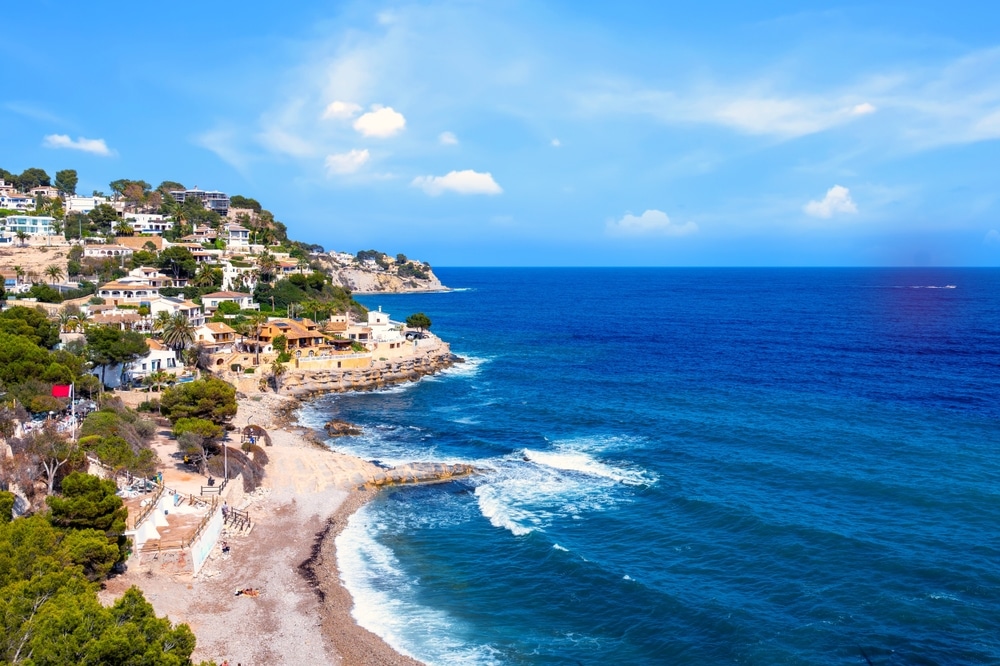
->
[297,268,1000,665]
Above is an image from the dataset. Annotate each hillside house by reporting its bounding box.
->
[201,291,256,313]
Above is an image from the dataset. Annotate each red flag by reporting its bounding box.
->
[51,385,71,398]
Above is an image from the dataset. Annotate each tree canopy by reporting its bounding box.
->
[406,312,432,330]
[0,306,61,349]
[0,515,203,664]
[54,169,78,196]
[85,326,148,387]
[157,246,197,280]
[160,377,237,427]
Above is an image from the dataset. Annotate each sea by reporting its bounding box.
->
[295,268,1000,666]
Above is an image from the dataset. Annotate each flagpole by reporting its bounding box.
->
[70,383,76,441]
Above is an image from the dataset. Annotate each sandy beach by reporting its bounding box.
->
[100,392,425,665]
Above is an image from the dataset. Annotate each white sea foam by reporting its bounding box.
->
[553,543,569,552]
[471,440,656,537]
[523,448,655,486]
[436,354,492,379]
[336,506,499,665]
[475,484,534,536]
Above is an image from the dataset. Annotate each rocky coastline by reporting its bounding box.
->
[278,345,462,399]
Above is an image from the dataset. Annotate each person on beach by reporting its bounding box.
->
[222,501,229,519]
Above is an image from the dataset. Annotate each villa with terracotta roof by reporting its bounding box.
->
[256,318,332,356]
[195,322,237,352]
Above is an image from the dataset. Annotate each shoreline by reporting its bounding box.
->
[102,374,466,664]
[302,488,424,666]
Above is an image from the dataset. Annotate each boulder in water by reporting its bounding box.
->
[324,419,363,437]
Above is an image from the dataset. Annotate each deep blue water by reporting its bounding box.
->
[297,268,1000,666]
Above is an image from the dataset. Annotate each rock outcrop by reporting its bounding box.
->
[359,462,477,489]
[324,419,363,437]
[331,266,446,293]
[279,346,461,398]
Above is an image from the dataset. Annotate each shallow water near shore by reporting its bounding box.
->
[299,268,1000,665]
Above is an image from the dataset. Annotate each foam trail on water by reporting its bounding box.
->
[475,483,535,536]
[524,447,657,486]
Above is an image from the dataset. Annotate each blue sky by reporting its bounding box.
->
[3,1,1000,266]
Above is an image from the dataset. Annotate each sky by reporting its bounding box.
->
[3,0,1000,266]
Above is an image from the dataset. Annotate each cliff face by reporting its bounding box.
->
[332,267,446,293]
[278,345,460,398]
[310,254,447,293]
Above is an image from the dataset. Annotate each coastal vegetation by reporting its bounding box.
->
[0,513,205,665]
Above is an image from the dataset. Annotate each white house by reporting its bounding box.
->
[221,222,250,247]
[200,291,256,313]
[220,261,257,292]
[96,279,162,304]
[168,187,230,216]
[83,244,135,260]
[149,297,205,328]
[0,194,35,211]
[0,215,56,237]
[89,338,181,388]
[65,196,107,214]
[367,307,404,343]
[125,213,173,235]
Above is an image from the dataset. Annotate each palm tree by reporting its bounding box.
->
[12,266,24,285]
[192,265,218,288]
[255,251,278,284]
[161,312,196,351]
[57,309,79,333]
[114,219,134,237]
[270,359,287,391]
[247,312,268,366]
[15,230,27,247]
[45,264,64,286]
[152,310,172,338]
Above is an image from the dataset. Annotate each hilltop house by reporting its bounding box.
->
[168,187,230,216]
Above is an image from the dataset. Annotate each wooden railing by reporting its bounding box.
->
[200,477,228,495]
[127,483,165,530]
[225,506,251,531]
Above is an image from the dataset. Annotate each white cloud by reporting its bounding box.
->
[42,134,113,156]
[411,170,503,196]
[985,229,1000,244]
[257,126,316,157]
[804,185,858,218]
[325,149,371,175]
[195,127,253,175]
[353,105,406,137]
[439,131,458,145]
[851,102,877,116]
[551,138,561,147]
[606,209,698,236]
[322,100,362,120]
